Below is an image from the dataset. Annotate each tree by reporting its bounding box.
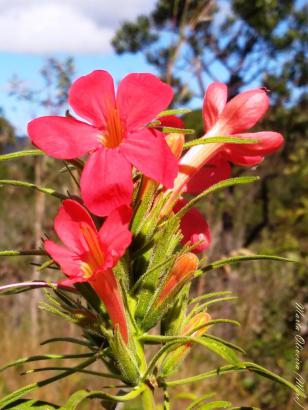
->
[112,0,307,102]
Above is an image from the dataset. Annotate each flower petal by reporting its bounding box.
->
[68,70,116,128]
[174,199,211,253]
[99,206,132,265]
[54,199,97,253]
[81,147,133,217]
[90,269,128,343]
[186,157,231,194]
[44,240,82,277]
[222,150,264,167]
[120,128,178,188]
[159,115,185,129]
[215,88,269,135]
[225,132,284,156]
[203,82,228,132]
[117,73,173,129]
[28,116,99,159]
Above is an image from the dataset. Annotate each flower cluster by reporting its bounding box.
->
[1,68,303,409]
[27,70,283,346]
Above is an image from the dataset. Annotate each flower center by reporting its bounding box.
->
[99,107,124,148]
[79,223,105,279]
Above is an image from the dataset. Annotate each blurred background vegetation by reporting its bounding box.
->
[0,0,307,408]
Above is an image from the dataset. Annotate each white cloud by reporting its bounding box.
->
[0,0,156,54]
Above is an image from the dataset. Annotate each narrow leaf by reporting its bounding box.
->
[198,401,232,409]
[0,356,96,408]
[0,149,44,161]
[176,177,259,220]
[0,179,66,199]
[40,337,93,348]
[157,108,191,117]
[183,136,260,149]
[0,250,46,256]
[186,393,216,410]
[64,385,146,409]
[160,126,194,134]
[244,362,306,398]
[0,353,94,373]
[190,291,233,305]
[196,254,298,277]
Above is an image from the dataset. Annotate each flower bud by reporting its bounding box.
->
[156,253,199,307]
[166,133,185,159]
[161,312,211,376]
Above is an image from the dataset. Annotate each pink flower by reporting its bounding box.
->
[174,198,211,253]
[44,199,132,343]
[162,83,283,214]
[28,70,178,216]
[185,156,232,194]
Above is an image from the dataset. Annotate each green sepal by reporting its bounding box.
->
[134,216,181,324]
[142,271,192,332]
[161,283,191,336]
[108,327,140,385]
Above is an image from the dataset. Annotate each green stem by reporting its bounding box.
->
[141,385,156,410]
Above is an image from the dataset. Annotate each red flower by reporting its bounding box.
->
[185,156,231,194]
[156,253,199,306]
[28,70,178,216]
[174,198,211,253]
[203,83,283,166]
[162,83,283,214]
[44,199,132,343]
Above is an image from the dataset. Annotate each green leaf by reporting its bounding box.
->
[176,177,260,220]
[191,297,238,315]
[0,149,44,161]
[157,108,191,117]
[165,364,244,386]
[0,352,94,373]
[0,250,46,256]
[244,362,306,398]
[20,366,118,379]
[0,281,54,295]
[196,254,298,277]
[186,393,216,410]
[190,337,242,366]
[40,337,93,348]
[198,401,232,409]
[183,136,260,149]
[0,356,96,408]
[63,385,146,409]
[3,399,59,409]
[202,335,246,355]
[166,361,306,398]
[0,179,66,199]
[159,126,194,134]
[189,291,233,305]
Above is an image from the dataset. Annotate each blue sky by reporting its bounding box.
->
[0,52,157,135]
[0,0,164,135]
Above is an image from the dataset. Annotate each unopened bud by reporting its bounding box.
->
[183,312,212,337]
[160,312,211,376]
[157,253,199,306]
[166,133,185,159]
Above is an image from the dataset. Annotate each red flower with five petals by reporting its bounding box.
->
[44,199,132,343]
[28,70,178,216]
